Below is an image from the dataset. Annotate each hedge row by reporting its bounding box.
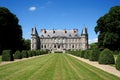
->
[68,49,99,61]
[2,50,14,61]
[116,54,120,70]
[68,49,120,71]
[2,49,49,61]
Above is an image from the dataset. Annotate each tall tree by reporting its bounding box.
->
[95,6,120,51]
[0,7,23,54]
[23,39,30,50]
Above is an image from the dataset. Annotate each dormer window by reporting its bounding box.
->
[65,30,67,33]
[48,35,50,37]
[53,30,55,33]
[44,30,47,33]
[41,35,44,38]
[75,34,77,37]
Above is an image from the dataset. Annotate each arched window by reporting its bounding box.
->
[44,45,46,48]
[41,45,43,48]
[54,44,56,48]
[72,45,74,48]
[41,35,44,38]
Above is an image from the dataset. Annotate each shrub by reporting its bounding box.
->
[28,50,33,57]
[84,50,90,59]
[31,51,36,56]
[89,49,100,61]
[116,54,120,70]
[21,50,28,58]
[2,50,14,61]
[80,50,85,58]
[76,50,81,57]
[14,50,22,59]
[98,49,115,64]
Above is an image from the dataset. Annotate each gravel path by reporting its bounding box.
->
[68,54,120,78]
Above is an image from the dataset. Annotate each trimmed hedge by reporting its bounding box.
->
[14,50,22,59]
[84,50,90,59]
[21,50,28,58]
[89,49,100,61]
[2,50,14,61]
[28,50,33,57]
[116,54,120,70]
[98,49,115,64]
[80,50,85,58]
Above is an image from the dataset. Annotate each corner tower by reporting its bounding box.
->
[81,27,88,50]
[31,27,40,50]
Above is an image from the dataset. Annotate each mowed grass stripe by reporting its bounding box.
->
[0,54,54,80]
[0,53,120,80]
[28,54,58,80]
[66,54,120,80]
[64,54,91,80]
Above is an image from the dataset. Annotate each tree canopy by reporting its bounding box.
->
[23,39,30,50]
[0,7,23,54]
[95,6,120,51]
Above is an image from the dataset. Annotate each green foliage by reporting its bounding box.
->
[89,49,100,61]
[14,50,22,59]
[21,50,28,58]
[22,39,30,50]
[98,49,115,64]
[80,50,85,58]
[2,50,14,61]
[84,50,90,59]
[116,54,120,70]
[0,7,23,54]
[66,50,81,57]
[28,50,33,57]
[95,6,120,51]
[90,43,98,49]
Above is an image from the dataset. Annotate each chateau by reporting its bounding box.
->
[31,27,88,53]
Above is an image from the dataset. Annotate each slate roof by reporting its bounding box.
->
[40,29,81,38]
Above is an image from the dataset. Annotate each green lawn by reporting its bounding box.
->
[0,53,120,80]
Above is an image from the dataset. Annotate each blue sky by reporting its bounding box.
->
[0,0,120,44]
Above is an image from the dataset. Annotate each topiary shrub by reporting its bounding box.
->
[2,50,14,61]
[14,50,22,59]
[116,54,120,70]
[98,49,115,64]
[80,50,85,58]
[89,49,100,61]
[21,50,28,58]
[31,51,36,56]
[84,50,90,59]
[28,50,33,57]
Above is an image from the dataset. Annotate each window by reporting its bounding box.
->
[41,45,43,48]
[72,45,74,48]
[54,44,56,48]
[44,45,46,48]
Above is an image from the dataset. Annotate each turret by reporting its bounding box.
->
[31,27,40,50]
[81,27,88,50]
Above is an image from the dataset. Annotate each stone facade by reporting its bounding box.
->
[31,27,88,53]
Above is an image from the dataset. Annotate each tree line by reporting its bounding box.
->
[95,6,120,51]
[0,7,30,54]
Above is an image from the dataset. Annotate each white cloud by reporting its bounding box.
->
[89,38,98,44]
[29,6,36,11]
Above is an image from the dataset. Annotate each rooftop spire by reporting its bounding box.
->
[31,27,38,36]
[81,27,88,35]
